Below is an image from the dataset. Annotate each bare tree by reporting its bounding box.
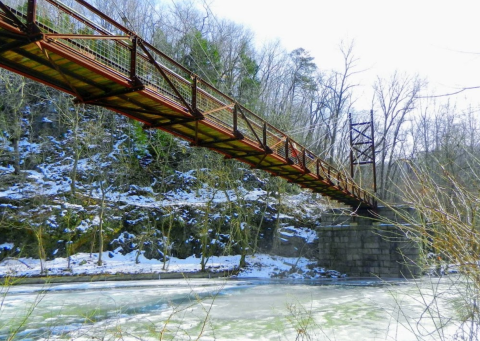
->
[321,41,361,163]
[49,92,85,197]
[373,71,426,199]
[0,71,27,175]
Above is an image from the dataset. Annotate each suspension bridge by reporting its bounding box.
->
[0,0,376,208]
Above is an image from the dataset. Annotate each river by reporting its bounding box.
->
[0,277,468,340]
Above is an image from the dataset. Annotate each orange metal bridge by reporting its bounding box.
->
[0,0,376,208]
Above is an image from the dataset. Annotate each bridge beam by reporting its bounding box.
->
[74,85,145,104]
[317,207,421,278]
[197,136,244,147]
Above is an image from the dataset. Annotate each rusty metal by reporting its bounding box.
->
[0,39,31,53]
[258,163,289,171]
[227,151,266,159]
[77,85,145,104]
[129,36,139,85]
[232,104,240,137]
[103,105,173,117]
[203,104,233,116]
[45,34,131,40]
[138,42,194,113]
[285,137,290,163]
[41,46,84,100]
[0,2,28,32]
[302,149,307,171]
[190,75,202,118]
[369,110,378,194]
[236,105,263,148]
[349,111,377,202]
[197,137,241,147]
[27,0,38,34]
[151,117,197,127]
[262,122,267,149]
[72,0,132,35]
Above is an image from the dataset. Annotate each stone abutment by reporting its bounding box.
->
[317,207,421,278]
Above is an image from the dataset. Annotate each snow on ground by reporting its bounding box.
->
[280,226,317,243]
[0,252,330,279]
[0,243,14,251]
[0,168,71,200]
[0,165,14,175]
[0,136,329,282]
[238,253,330,279]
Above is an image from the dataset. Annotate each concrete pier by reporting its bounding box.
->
[317,207,421,278]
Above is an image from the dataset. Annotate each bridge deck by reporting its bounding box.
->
[0,0,375,208]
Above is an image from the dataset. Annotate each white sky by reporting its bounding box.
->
[206,0,480,110]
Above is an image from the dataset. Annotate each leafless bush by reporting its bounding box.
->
[380,151,480,340]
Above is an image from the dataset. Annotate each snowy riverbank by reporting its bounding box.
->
[0,251,340,283]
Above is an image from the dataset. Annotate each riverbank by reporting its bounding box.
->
[0,251,335,285]
[0,270,237,285]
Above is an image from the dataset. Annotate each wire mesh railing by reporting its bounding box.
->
[0,0,376,207]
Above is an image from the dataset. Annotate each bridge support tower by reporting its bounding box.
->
[317,207,421,278]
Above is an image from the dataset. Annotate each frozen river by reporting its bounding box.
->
[0,277,467,340]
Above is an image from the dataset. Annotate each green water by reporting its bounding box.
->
[0,277,469,340]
